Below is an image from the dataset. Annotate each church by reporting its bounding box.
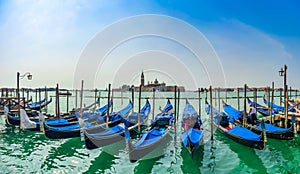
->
[133,71,185,92]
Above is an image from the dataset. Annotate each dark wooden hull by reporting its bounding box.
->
[7,113,78,128]
[44,124,80,139]
[6,114,40,131]
[84,124,106,134]
[6,114,24,126]
[234,119,294,140]
[85,131,124,150]
[256,110,269,116]
[43,103,132,139]
[6,113,39,126]
[28,99,52,111]
[44,121,116,139]
[214,122,265,150]
[184,135,203,156]
[247,125,294,140]
[206,100,265,150]
[128,127,171,162]
[85,123,146,150]
[46,121,78,127]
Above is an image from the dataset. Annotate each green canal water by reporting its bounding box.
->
[0,91,299,173]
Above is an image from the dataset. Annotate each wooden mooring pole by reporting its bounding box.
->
[237,88,240,110]
[106,84,111,128]
[111,89,114,113]
[75,89,78,109]
[131,88,134,112]
[210,86,213,140]
[270,82,274,124]
[39,88,41,102]
[35,88,38,103]
[280,89,282,107]
[214,88,217,107]
[121,90,123,105]
[56,84,60,117]
[177,88,180,121]
[45,86,48,113]
[66,90,69,113]
[80,80,84,115]
[198,88,201,118]
[138,85,141,132]
[243,84,247,127]
[94,88,97,103]
[174,86,177,124]
[218,87,221,111]
[225,88,227,103]
[254,88,257,115]
[152,88,155,121]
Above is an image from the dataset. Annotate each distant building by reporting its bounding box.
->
[133,71,185,92]
[141,71,145,87]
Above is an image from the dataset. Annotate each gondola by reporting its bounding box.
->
[27,98,53,110]
[5,100,110,127]
[128,100,174,162]
[205,100,266,150]
[6,112,77,127]
[263,98,296,113]
[44,101,133,139]
[247,98,278,116]
[181,100,203,156]
[6,111,40,126]
[84,100,151,150]
[223,101,294,140]
[1,97,32,110]
[5,108,80,131]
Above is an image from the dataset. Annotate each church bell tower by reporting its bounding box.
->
[141,71,145,87]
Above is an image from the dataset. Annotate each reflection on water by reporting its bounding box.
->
[215,130,267,173]
[134,156,163,174]
[180,144,204,173]
[85,150,116,173]
[257,138,299,173]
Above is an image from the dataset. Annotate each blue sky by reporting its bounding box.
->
[1,0,300,90]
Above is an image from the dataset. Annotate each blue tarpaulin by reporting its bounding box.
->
[182,128,203,147]
[223,104,246,120]
[227,126,260,141]
[134,128,165,147]
[256,123,290,133]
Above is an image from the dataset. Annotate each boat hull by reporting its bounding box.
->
[128,128,171,162]
[44,124,80,139]
[184,134,203,156]
[214,122,265,150]
[247,125,294,140]
[85,132,124,150]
